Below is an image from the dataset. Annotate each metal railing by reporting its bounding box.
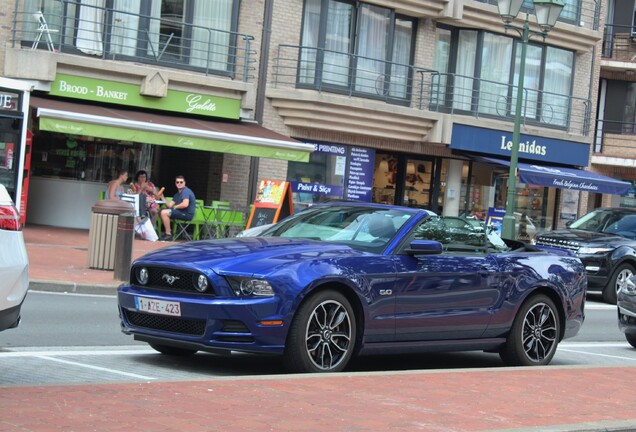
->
[473,0,601,31]
[271,44,592,136]
[593,119,636,154]
[11,0,256,81]
[602,24,636,63]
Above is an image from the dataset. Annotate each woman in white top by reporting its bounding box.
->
[106,169,129,200]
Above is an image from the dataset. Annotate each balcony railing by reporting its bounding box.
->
[271,44,592,136]
[594,119,636,155]
[602,24,636,62]
[11,1,256,81]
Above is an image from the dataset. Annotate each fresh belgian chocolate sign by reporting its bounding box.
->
[50,73,240,119]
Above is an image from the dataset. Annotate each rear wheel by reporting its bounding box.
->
[603,263,634,305]
[283,290,356,373]
[625,334,636,349]
[149,343,198,356]
[499,294,560,366]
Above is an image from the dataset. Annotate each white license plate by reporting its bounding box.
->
[135,296,181,317]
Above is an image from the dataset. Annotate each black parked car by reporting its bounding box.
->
[534,208,636,304]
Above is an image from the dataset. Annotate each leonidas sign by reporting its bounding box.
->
[49,73,240,119]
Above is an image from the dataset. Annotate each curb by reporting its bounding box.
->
[29,279,120,295]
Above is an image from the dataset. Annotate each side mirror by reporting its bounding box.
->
[405,240,443,256]
[565,221,573,228]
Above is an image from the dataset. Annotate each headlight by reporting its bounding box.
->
[578,247,613,254]
[226,276,275,297]
[194,274,209,292]
[623,276,636,295]
[136,267,149,285]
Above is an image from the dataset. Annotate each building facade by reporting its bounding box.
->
[596,0,636,210]
[0,0,617,237]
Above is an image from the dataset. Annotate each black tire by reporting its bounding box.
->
[283,290,356,373]
[626,334,636,349]
[603,263,635,305]
[149,343,198,356]
[499,294,560,366]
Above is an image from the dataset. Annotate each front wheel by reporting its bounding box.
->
[149,343,198,356]
[604,263,634,305]
[499,294,560,366]
[283,290,356,373]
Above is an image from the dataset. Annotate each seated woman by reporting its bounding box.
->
[106,169,128,200]
[131,170,160,223]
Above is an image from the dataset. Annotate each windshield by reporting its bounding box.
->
[261,205,414,252]
[570,209,636,238]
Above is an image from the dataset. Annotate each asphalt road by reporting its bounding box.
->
[0,289,632,387]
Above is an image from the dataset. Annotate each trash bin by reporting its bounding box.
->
[88,199,135,271]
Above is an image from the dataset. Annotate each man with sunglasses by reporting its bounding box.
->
[158,175,196,241]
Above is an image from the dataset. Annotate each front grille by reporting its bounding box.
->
[124,310,206,336]
[535,237,580,253]
[132,266,216,295]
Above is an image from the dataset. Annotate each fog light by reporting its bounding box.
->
[137,267,149,285]
[195,274,209,292]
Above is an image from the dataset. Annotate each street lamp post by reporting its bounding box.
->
[497,0,564,240]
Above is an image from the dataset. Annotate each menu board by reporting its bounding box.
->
[246,180,294,229]
[345,147,374,202]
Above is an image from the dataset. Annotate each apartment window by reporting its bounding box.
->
[23,0,239,75]
[299,0,416,101]
[434,26,574,128]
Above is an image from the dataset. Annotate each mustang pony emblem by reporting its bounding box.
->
[162,274,180,285]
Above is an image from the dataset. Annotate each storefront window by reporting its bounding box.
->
[493,173,557,236]
[0,118,22,197]
[31,131,153,184]
[287,145,346,212]
[403,159,432,208]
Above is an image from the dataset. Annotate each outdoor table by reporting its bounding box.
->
[200,205,246,239]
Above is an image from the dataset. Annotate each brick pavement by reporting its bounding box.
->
[8,224,636,431]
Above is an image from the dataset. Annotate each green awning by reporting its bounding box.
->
[32,97,312,162]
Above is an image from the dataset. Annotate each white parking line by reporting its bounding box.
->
[558,348,636,362]
[0,348,154,356]
[35,355,156,380]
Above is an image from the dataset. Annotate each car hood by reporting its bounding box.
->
[134,237,367,275]
[537,229,636,248]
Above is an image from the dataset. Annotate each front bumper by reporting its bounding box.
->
[117,286,288,355]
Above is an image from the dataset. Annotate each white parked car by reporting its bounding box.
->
[235,223,274,237]
[0,184,29,331]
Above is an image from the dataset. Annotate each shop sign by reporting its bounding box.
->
[345,147,374,202]
[450,124,589,167]
[49,73,241,119]
[291,181,343,197]
[0,91,19,112]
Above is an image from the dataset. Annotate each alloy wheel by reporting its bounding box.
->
[304,299,353,371]
[522,302,557,363]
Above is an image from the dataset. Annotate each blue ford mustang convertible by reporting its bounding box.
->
[118,202,586,373]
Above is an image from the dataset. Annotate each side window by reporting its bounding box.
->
[404,217,487,253]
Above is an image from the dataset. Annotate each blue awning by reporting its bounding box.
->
[480,158,631,196]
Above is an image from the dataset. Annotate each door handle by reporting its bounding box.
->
[479,267,490,277]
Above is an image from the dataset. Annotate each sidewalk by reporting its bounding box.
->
[17,224,636,431]
[25,223,171,293]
